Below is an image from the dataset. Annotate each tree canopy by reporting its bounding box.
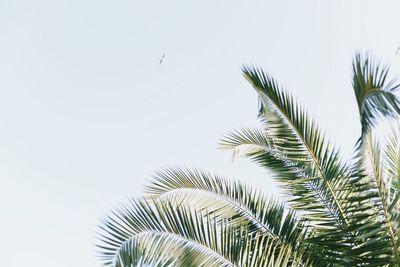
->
[98,53,400,267]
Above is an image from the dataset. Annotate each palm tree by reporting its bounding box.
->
[97,53,400,266]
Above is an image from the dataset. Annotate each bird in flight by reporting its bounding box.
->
[159,53,166,65]
[396,45,400,55]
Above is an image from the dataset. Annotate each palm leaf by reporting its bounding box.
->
[353,128,400,264]
[241,66,351,228]
[352,52,400,136]
[145,167,305,247]
[97,199,308,267]
[220,127,345,227]
[351,53,400,264]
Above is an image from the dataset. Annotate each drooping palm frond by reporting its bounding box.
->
[98,199,236,267]
[116,229,308,267]
[145,167,305,248]
[352,52,400,136]
[97,199,308,267]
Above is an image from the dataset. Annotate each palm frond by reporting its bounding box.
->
[238,67,351,227]
[384,124,400,264]
[145,167,304,247]
[385,123,400,209]
[351,132,399,264]
[115,230,308,267]
[220,127,343,226]
[352,52,400,136]
[351,53,400,264]
[97,199,309,267]
[98,199,235,267]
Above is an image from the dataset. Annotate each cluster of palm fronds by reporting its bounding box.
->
[97,53,400,266]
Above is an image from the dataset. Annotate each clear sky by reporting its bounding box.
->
[1,0,400,266]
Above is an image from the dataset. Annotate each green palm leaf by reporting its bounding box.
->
[241,66,351,227]
[354,130,400,264]
[352,52,400,136]
[351,54,400,264]
[98,200,308,267]
[145,167,304,246]
[220,127,345,227]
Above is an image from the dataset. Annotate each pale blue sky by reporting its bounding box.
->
[1,1,400,266]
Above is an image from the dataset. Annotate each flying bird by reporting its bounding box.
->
[396,45,400,55]
[159,53,166,65]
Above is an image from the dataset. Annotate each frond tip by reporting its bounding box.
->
[352,52,400,134]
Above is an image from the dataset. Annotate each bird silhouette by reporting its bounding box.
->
[159,53,166,65]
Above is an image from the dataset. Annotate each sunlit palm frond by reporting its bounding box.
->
[115,230,308,267]
[115,231,232,267]
[98,200,236,267]
[98,199,309,267]
[145,167,304,247]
